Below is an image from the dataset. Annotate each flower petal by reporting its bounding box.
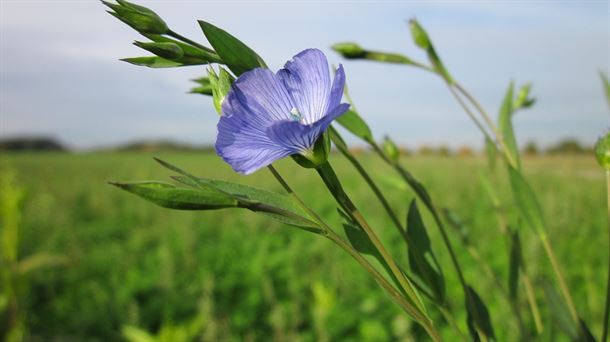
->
[328,64,346,110]
[224,67,294,123]
[216,113,294,174]
[278,49,331,124]
[267,103,350,152]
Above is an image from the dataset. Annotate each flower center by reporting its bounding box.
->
[289,107,302,122]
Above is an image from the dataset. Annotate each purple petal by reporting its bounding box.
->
[266,103,350,152]
[278,49,331,124]
[216,114,294,174]
[224,68,294,123]
[328,64,345,110]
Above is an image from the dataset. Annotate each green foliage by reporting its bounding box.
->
[335,110,374,143]
[382,136,400,162]
[405,200,445,304]
[2,153,605,340]
[198,21,266,76]
[103,0,168,34]
[110,181,239,210]
[408,19,453,82]
[508,166,545,233]
[207,67,234,114]
[498,82,521,170]
[595,131,610,170]
[120,56,203,68]
[465,285,496,341]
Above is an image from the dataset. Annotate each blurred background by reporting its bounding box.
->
[1,1,609,341]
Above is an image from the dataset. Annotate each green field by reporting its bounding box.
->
[0,151,606,341]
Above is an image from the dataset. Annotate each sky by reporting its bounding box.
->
[1,0,609,150]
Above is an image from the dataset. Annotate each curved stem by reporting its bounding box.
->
[314,162,427,314]
[266,165,441,341]
[602,169,610,342]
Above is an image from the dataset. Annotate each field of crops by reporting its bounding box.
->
[0,151,606,341]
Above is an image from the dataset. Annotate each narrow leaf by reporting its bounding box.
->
[508,166,545,233]
[343,222,378,256]
[143,33,222,63]
[109,181,238,210]
[198,21,266,75]
[498,81,521,170]
[465,285,496,341]
[121,56,203,68]
[484,137,497,171]
[406,200,445,303]
[335,110,374,143]
[542,280,578,340]
[508,231,522,300]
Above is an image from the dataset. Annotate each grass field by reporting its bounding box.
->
[0,151,606,341]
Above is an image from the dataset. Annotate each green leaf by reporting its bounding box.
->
[133,41,183,60]
[335,110,374,143]
[153,158,320,232]
[121,56,203,68]
[542,280,578,340]
[508,166,545,233]
[109,181,238,210]
[498,81,521,170]
[406,200,445,303]
[198,21,266,76]
[408,19,453,83]
[508,231,522,301]
[465,285,496,341]
[343,221,378,256]
[189,76,213,96]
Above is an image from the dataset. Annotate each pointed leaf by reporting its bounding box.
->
[508,166,545,233]
[110,181,238,210]
[465,285,496,341]
[498,81,521,170]
[485,137,497,171]
[508,231,522,300]
[335,110,374,143]
[121,56,203,68]
[198,21,266,75]
[542,280,578,340]
[343,221,378,256]
[406,200,445,303]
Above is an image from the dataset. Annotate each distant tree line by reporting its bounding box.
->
[0,136,596,155]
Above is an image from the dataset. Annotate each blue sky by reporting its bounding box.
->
[1,0,608,150]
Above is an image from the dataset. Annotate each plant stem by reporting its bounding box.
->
[265,165,442,341]
[539,232,578,323]
[315,162,427,315]
[602,169,610,342]
[522,271,543,334]
[329,127,404,238]
[166,29,223,63]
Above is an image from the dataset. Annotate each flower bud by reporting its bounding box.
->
[409,19,430,49]
[103,0,168,34]
[189,77,213,96]
[133,41,183,60]
[292,131,331,169]
[595,130,610,170]
[514,83,536,110]
[208,67,235,115]
[331,42,366,59]
[382,136,400,162]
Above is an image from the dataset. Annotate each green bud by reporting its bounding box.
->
[292,131,331,169]
[595,131,610,170]
[382,136,400,162]
[133,41,183,60]
[208,67,235,115]
[514,83,536,110]
[189,77,213,96]
[331,42,367,59]
[103,0,168,34]
[409,19,430,49]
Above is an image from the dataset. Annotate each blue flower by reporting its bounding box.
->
[215,49,349,175]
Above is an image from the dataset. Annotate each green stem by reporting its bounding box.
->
[265,165,441,341]
[315,162,427,315]
[539,232,579,323]
[329,127,405,238]
[602,169,610,342]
